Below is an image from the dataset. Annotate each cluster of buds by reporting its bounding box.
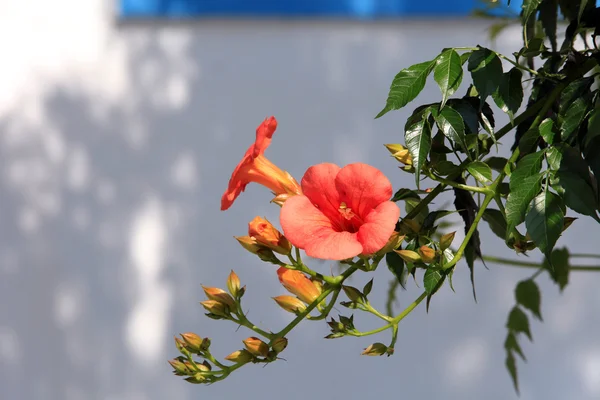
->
[169,333,215,384]
[225,336,289,364]
[200,270,243,319]
[236,216,292,263]
[273,267,324,314]
[326,314,358,339]
[385,143,413,170]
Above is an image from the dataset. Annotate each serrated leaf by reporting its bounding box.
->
[519,127,541,156]
[546,146,562,171]
[543,247,570,291]
[539,118,556,145]
[448,99,479,134]
[506,306,532,341]
[506,352,520,394]
[391,188,420,202]
[555,171,600,220]
[386,251,407,289]
[432,160,460,176]
[493,68,524,119]
[512,151,545,184]
[423,269,443,295]
[560,97,589,141]
[434,49,463,109]
[522,0,543,45]
[433,106,468,151]
[525,190,564,259]
[467,161,493,184]
[505,333,527,361]
[482,208,508,239]
[539,0,558,51]
[506,174,543,231]
[515,280,543,321]
[468,48,503,104]
[405,111,432,188]
[376,60,435,118]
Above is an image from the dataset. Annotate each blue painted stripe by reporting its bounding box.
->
[120,0,502,18]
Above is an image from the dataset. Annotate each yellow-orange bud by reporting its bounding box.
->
[200,300,229,317]
[362,342,388,356]
[202,286,236,309]
[273,295,307,313]
[418,246,436,263]
[243,337,269,357]
[235,235,262,254]
[180,332,203,352]
[439,231,456,251]
[276,267,322,304]
[271,337,288,354]
[394,249,422,263]
[224,349,253,363]
[248,216,292,255]
[227,270,241,297]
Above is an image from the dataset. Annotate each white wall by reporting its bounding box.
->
[1,1,600,399]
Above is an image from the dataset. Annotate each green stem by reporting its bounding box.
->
[349,291,427,337]
[309,288,342,321]
[570,253,600,259]
[497,53,545,78]
[427,171,492,194]
[483,255,600,271]
[364,302,392,322]
[232,314,274,340]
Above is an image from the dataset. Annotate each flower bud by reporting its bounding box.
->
[439,231,456,251]
[418,246,436,264]
[202,286,236,309]
[271,337,288,354]
[243,337,269,357]
[273,295,307,313]
[224,349,254,363]
[361,342,388,356]
[168,358,189,375]
[185,374,206,384]
[342,285,364,303]
[248,216,292,255]
[271,193,291,207]
[235,235,262,254]
[277,267,322,304]
[394,249,421,263]
[200,300,230,317]
[180,332,203,353]
[227,270,241,297]
[376,232,406,255]
[384,143,406,155]
[174,337,188,355]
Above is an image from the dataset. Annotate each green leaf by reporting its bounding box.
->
[506,352,520,394]
[362,279,374,297]
[560,97,589,142]
[421,210,456,231]
[543,247,570,291]
[505,333,527,361]
[539,0,558,51]
[515,280,543,321]
[546,146,562,171]
[485,157,508,172]
[434,49,463,109]
[433,106,468,151]
[432,160,460,176]
[424,269,445,312]
[467,161,493,184]
[405,111,432,188]
[391,188,420,202]
[518,128,541,156]
[423,269,443,295]
[555,171,599,220]
[506,151,546,230]
[506,174,543,231]
[493,68,524,119]
[468,48,503,104]
[447,99,479,134]
[506,306,532,341]
[522,0,543,44]
[386,251,407,289]
[482,209,508,239]
[539,118,556,145]
[376,60,435,118]
[525,190,565,259]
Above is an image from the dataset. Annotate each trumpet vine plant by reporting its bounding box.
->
[169,0,600,393]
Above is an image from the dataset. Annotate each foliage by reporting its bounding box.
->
[169,0,600,393]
